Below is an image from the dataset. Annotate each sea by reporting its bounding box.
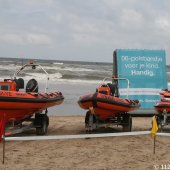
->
[0,57,113,116]
[0,57,170,116]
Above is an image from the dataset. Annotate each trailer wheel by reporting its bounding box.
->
[35,114,49,135]
[85,111,90,125]
[85,111,96,133]
[122,114,132,132]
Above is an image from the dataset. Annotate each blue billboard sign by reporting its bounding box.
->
[114,49,167,109]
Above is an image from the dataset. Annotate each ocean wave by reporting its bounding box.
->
[53,62,64,65]
[0,59,113,84]
[45,65,96,72]
[31,65,97,73]
[57,67,94,72]
[53,78,101,84]
[0,64,20,71]
[0,71,112,85]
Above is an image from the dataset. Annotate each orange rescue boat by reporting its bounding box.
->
[154,89,170,129]
[155,90,170,112]
[78,79,140,132]
[0,62,64,135]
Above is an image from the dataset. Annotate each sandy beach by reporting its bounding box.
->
[0,116,170,170]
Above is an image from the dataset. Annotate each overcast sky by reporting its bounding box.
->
[0,0,170,64]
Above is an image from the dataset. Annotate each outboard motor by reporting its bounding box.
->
[26,79,38,93]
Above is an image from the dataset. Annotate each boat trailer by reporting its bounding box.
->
[156,109,170,131]
[5,110,49,136]
[85,107,132,133]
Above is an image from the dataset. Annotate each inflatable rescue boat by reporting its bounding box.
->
[155,90,170,112]
[0,62,64,135]
[78,83,140,121]
[78,77,140,132]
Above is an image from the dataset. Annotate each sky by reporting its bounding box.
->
[0,0,170,64]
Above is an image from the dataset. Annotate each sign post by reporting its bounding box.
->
[151,115,158,154]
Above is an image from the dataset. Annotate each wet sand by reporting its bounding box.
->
[0,116,170,170]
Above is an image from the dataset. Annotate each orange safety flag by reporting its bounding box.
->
[0,116,5,141]
[151,115,158,138]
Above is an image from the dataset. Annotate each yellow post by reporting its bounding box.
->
[151,115,158,154]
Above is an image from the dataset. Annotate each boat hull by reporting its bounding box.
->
[0,91,64,124]
[154,91,170,113]
[78,93,140,120]
[155,103,170,112]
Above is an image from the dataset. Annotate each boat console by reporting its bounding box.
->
[97,84,111,95]
[0,79,17,91]
[0,78,25,91]
[97,83,116,96]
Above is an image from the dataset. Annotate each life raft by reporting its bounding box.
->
[78,84,140,121]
